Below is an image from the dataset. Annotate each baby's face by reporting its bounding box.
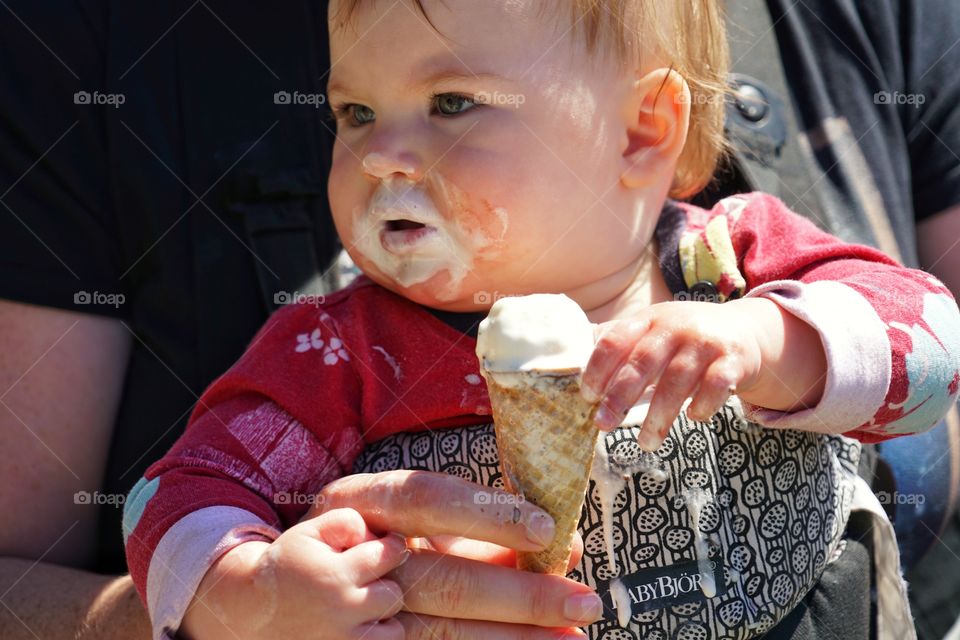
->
[327,0,670,311]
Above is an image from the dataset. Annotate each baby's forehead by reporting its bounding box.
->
[328,0,573,52]
[327,0,590,83]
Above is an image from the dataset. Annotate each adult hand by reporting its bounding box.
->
[309,470,600,639]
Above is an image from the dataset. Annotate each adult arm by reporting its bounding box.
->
[918,204,960,298]
[0,561,149,640]
[0,300,143,639]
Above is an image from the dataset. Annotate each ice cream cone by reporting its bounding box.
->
[484,369,600,575]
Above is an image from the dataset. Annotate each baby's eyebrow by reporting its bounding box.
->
[413,69,510,89]
[327,69,510,97]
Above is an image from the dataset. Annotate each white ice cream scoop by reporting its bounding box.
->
[476,293,595,373]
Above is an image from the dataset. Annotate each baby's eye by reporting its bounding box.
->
[333,103,376,127]
[433,93,477,116]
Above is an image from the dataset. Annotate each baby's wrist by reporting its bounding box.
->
[730,296,826,411]
[180,540,271,639]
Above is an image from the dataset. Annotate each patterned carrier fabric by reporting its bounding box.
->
[352,401,860,639]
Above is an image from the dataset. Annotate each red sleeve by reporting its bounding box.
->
[124,300,364,607]
[677,193,960,442]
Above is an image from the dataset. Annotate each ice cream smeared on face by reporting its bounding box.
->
[349,173,508,301]
[476,294,595,375]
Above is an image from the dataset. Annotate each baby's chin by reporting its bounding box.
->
[360,263,487,312]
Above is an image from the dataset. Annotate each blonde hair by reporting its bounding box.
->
[333,0,729,199]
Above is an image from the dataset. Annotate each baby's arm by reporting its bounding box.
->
[718,193,960,442]
[123,304,373,639]
[124,395,392,640]
[584,193,960,446]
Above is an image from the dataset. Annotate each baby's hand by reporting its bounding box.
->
[582,300,765,450]
[181,508,409,640]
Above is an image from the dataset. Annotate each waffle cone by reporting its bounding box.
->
[484,371,600,575]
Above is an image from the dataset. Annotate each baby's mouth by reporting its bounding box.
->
[385,219,427,232]
[378,215,439,253]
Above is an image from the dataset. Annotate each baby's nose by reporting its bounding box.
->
[362,151,421,181]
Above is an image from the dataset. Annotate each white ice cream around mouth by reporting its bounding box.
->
[349,177,505,301]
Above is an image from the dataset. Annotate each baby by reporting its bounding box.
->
[123,1,960,639]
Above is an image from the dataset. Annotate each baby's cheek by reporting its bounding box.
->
[467,198,511,246]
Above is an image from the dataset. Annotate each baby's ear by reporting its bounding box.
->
[620,68,691,189]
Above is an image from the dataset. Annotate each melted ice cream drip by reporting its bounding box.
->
[608,577,632,628]
[591,425,669,629]
[682,487,717,598]
[590,434,627,575]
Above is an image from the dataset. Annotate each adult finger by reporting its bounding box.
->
[313,470,557,552]
[396,612,587,640]
[581,318,652,405]
[390,549,604,628]
[418,530,583,571]
[567,531,584,572]
[355,618,405,640]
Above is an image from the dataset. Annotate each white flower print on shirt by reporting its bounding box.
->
[323,337,350,364]
[295,327,350,365]
[295,328,324,352]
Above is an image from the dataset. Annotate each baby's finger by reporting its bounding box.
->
[686,357,740,422]
[593,332,675,431]
[637,348,706,451]
[355,618,405,640]
[581,317,652,404]
[299,507,378,551]
[343,533,411,584]
[355,578,406,622]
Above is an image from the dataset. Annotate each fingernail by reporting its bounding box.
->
[564,593,603,623]
[594,405,618,430]
[397,549,412,566]
[581,384,599,404]
[526,512,556,546]
[388,532,408,550]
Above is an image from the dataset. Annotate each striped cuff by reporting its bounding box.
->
[145,506,280,640]
[741,280,891,434]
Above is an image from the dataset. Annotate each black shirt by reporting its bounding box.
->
[0,1,339,573]
[720,0,960,268]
